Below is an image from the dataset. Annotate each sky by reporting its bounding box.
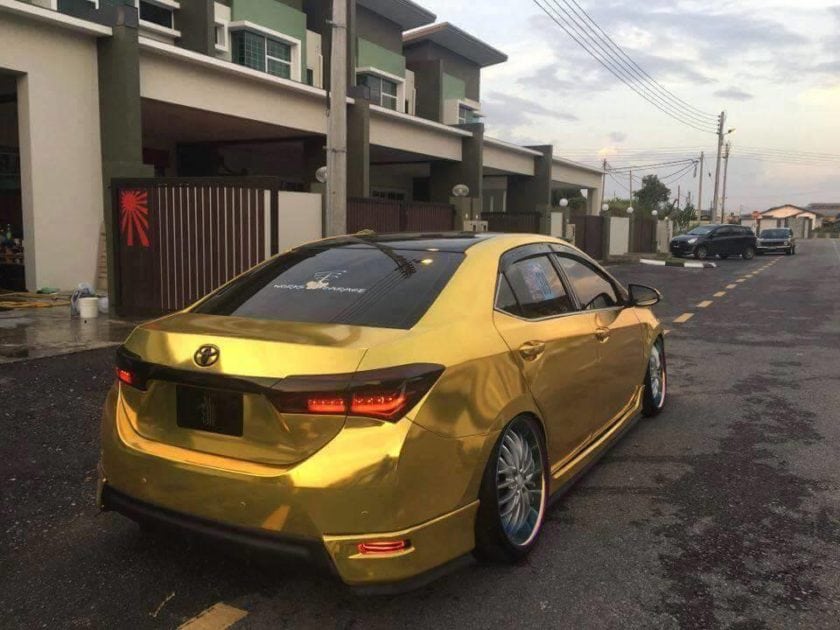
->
[417,0,840,213]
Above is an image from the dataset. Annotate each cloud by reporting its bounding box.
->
[609,131,627,142]
[481,92,578,132]
[714,87,754,101]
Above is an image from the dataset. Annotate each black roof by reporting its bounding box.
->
[311,233,500,253]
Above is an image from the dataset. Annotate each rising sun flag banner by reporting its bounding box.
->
[119,189,150,248]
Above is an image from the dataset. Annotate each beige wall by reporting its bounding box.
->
[140,43,328,135]
[0,13,105,291]
[369,109,464,161]
[483,143,535,176]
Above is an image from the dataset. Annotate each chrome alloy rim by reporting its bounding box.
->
[496,421,546,547]
[649,344,666,408]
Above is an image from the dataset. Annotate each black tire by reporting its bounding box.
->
[786,248,793,255]
[642,338,667,417]
[694,245,709,260]
[742,246,756,260]
[475,415,548,563]
[792,247,797,255]
[719,254,729,260]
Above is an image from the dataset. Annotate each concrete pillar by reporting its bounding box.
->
[507,145,553,234]
[588,185,604,216]
[97,5,154,303]
[178,0,215,56]
[347,100,370,199]
[406,59,443,123]
[430,122,484,226]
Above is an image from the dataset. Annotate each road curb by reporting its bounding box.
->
[640,259,717,269]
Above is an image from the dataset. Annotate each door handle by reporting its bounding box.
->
[595,327,611,342]
[519,341,546,361]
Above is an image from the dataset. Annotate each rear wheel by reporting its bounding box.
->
[742,246,756,260]
[475,416,548,563]
[643,339,667,417]
[695,245,709,260]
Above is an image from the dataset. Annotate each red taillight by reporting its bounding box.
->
[307,397,348,414]
[115,367,136,388]
[271,364,444,422]
[351,390,407,417]
[357,540,410,555]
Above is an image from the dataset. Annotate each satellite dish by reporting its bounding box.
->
[315,166,328,184]
[452,184,470,198]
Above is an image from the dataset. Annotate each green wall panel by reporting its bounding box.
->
[232,0,307,74]
[442,73,466,101]
[357,38,406,78]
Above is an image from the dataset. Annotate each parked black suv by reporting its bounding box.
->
[670,224,757,260]
[757,228,796,255]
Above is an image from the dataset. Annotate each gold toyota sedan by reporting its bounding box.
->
[98,233,666,589]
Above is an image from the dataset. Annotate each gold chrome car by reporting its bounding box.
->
[98,233,666,589]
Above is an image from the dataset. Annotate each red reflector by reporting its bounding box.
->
[357,540,410,555]
[351,391,406,417]
[115,367,135,387]
[307,397,348,414]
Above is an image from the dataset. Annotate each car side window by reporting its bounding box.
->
[555,256,620,310]
[498,256,574,319]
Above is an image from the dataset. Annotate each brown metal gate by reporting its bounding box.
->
[111,177,282,317]
[571,215,605,260]
[481,212,542,233]
[631,217,657,253]
[347,198,455,233]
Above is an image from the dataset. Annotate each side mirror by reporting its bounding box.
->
[628,284,661,308]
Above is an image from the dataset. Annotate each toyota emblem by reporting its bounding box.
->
[193,345,220,368]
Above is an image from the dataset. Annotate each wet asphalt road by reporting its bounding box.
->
[2,240,840,629]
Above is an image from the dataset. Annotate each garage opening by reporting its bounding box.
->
[0,73,23,291]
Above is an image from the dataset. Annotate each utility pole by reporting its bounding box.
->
[677,185,681,208]
[712,111,726,224]
[697,151,704,217]
[629,170,633,201]
[326,0,348,236]
[721,142,731,220]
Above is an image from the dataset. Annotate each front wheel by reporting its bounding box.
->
[695,245,709,260]
[475,416,548,563]
[742,246,756,260]
[786,248,793,255]
[643,339,667,417]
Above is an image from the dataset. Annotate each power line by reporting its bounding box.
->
[608,158,698,172]
[558,0,717,123]
[533,0,719,134]
[544,0,716,128]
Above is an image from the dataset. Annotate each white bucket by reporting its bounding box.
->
[78,297,100,319]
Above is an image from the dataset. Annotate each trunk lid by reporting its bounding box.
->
[117,313,407,466]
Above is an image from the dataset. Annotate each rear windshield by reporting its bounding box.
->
[760,229,790,238]
[194,244,464,329]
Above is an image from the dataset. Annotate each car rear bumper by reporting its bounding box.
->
[99,385,488,586]
[757,244,791,251]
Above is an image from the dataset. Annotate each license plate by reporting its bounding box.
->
[176,386,243,437]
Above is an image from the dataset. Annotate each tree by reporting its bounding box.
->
[670,202,697,234]
[633,175,671,215]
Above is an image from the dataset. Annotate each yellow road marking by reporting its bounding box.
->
[179,604,248,630]
[674,313,694,324]
[727,284,737,289]
[714,291,726,297]
[697,300,713,308]
[664,329,671,336]
[736,279,746,283]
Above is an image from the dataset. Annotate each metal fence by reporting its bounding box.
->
[481,212,542,234]
[571,215,605,260]
[347,198,455,234]
[111,177,282,317]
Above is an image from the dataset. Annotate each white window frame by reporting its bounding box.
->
[266,38,293,80]
[133,0,181,39]
[457,100,482,125]
[356,67,406,114]
[214,22,228,52]
[228,21,302,83]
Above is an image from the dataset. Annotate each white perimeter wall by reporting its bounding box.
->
[277,192,322,253]
[609,217,630,256]
[0,13,104,291]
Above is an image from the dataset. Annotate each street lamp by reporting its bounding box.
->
[601,203,609,213]
[652,210,659,218]
[559,198,569,208]
[626,206,635,215]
